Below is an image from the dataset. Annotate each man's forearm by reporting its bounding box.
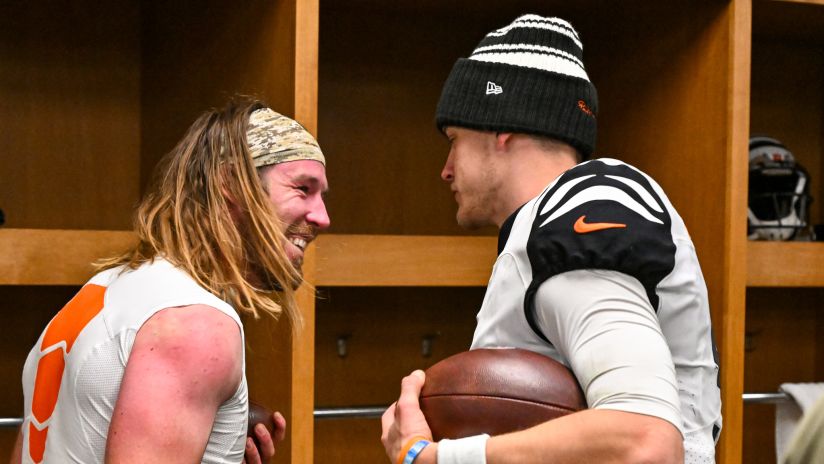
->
[416,409,682,464]
[490,409,682,463]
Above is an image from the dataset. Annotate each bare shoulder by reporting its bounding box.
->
[130,304,243,400]
[108,306,244,460]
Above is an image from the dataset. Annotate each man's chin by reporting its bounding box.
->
[456,214,484,230]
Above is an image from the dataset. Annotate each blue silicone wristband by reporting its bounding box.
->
[402,439,431,464]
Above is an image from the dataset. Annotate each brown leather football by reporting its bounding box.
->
[247,401,275,449]
[420,348,586,440]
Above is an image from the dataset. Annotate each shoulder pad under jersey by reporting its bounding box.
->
[523,160,677,340]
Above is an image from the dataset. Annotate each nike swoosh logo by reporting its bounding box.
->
[574,215,627,234]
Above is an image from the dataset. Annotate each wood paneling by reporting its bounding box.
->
[0,229,134,285]
[315,418,385,463]
[587,0,731,240]
[315,235,496,287]
[315,287,484,462]
[313,286,483,462]
[719,2,753,462]
[291,2,319,461]
[0,230,497,287]
[314,286,482,407]
[769,0,824,6]
[0,2,141,230]
[743,288,824,463]
[743,3,824,461]
[291,242,317,464]
[754,0,824,44]
[317,5,499,236]
[140,0,299,191]
[748,242,824,286]
[750,29,824,226]
[294,0,319,135]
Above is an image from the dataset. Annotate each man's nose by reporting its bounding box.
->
[307,197,331,230]
[441,158,454,182]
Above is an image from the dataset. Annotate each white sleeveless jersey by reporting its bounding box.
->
[20,259,248,464]
[471,159,722,462]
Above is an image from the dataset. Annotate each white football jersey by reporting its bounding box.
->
[471,158,722,462]
[21,259,248,464]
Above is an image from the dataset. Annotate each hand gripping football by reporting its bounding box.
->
[420,348,586,440]
[247,401,275,450]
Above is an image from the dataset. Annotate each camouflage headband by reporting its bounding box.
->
[246,108,325,168]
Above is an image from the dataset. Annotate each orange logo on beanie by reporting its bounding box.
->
[577,100,594,118]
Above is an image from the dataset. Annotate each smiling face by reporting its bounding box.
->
[259,159,330,272]
[440,127,503,229]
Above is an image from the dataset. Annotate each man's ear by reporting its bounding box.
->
[494,132,513,150]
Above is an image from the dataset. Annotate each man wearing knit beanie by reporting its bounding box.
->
[382,14,721,464]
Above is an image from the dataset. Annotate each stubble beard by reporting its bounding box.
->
[456,207,485,230]
[455,186,498,230]
[242,226,310,293]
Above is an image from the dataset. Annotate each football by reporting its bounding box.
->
[419,348,586,440]
[247,401,275,449]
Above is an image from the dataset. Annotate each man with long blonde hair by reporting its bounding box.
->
[14,99,329,463]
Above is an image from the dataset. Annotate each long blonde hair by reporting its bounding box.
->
[98,99,302,327]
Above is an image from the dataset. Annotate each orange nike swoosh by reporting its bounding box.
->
[574,215,627,234]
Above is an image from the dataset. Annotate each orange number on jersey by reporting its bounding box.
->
[28,284,106,463]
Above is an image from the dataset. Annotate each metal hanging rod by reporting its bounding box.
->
[0,418,22,428]
[315,393,795,417]
[742,392,789,404]
[314,405,387,420]
[0,406,389,428]
[0,394,793,429]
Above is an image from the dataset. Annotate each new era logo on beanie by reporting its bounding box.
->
[436,14,598,157]
[486,81,503,95]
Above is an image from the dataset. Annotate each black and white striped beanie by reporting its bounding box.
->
[436,14,598,156]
